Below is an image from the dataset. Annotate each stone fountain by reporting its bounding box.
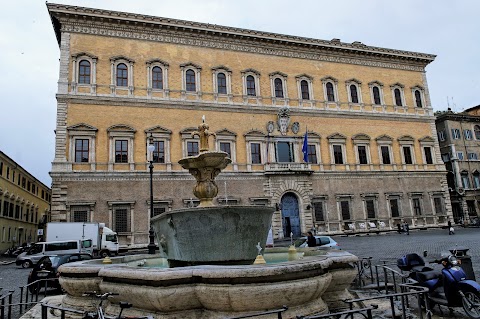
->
[41,118,358,319]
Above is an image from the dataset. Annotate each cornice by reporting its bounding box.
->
[56,94,437,123]
[47,3,435,71]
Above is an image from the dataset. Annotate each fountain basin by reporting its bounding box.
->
[58,249,358,318]
[151,206,275,266]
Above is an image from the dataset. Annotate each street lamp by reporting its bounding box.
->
[147,134,156,254]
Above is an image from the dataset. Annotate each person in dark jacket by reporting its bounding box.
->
[307,231,316,247]
[448,220,454,235]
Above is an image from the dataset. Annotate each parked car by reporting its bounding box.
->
[27,253,92,293]
[295,235,339,248]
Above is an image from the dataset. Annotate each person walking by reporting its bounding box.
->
[307,231,316,247]
[404,222,410,235]
[448,220,454,235]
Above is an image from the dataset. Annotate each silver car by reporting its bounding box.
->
[295,235,339,248]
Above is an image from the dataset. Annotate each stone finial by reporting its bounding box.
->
[192,116,216,153]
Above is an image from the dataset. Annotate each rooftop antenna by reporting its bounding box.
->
[447,96,450,108]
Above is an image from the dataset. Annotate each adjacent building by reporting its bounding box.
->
[0,151,51,253]
[436,108,480,224]
[47,3,450,248]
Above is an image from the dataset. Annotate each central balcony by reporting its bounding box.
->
[264,162,313,175]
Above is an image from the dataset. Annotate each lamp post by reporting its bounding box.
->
[147,135,156,254]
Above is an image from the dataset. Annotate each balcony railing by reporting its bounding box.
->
[264,163,313,174]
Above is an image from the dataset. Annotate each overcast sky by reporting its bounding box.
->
[1,0,479,186]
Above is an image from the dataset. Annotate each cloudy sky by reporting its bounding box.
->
[1,0,479,186]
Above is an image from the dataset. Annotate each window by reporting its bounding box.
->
[274,78,284,98]
[152,66,163,89]
[113,206,130,233]
[475,125,480,140]
[390,198,400,218]
[300,80,310,100]
[373,86,381,105]
[340,200,351,220]
[457,152,464,160]
[403,146,413,164]
[414,90,423,107]
[220,142,231,158]
[217,73,227,94]
[151,206,166,218]
[333,145,343,164]
[394,88,402,106]
[349,84,359,103]
[72,206,89,222]
[276,142,294,162]
[468,152,478,160]
[433,197,444,215]
[412,198,422,216]
[326,82,335,101]
[438,130,445,141]
[186,69,196,92]
[115,140,128,163]
[116,63,128,87]
[153,141,165,163]
[251,143,261,164]
[462,172,471,188]
[246,75,256,96]
[381,146,391,164]
[452,129,460,139]
[187,141,199,156]
[358,146,368,164]
[473,172,480,188]
[464,129,473,140]
[75,139,89,163]
[313,201,325,222]
[424,147,433,164]
[441,153,450,162]
[365,199,376,219]
[307,145,317,164]
[78,60,91,84]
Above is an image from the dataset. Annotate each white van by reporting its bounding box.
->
[15,239,93,268]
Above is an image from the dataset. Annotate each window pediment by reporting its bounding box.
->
[180,127,198,134]
[72,52,98,60]
[146,58,169,67]
[368,80,384,87]
[327,133,347,140]
[107,124,136,133]
[390,82,404,89]
[295,73,313,80]
[110,55,135,63]
[306,131,321,139]
[375,134,393,142]
[346,78,362,85]
[269,71,288,78]
[241,68,260,76]
[67,123,98,132]
[180,62,202,70]
[244,129,266,137]
[145,125,172,134]
[397,135,415,142]
[215,128,237,136]
[410,84,424,91]
[352,133,371,141]
[321,76,338,84]
[419,136,435,143]
[211,65,232,72]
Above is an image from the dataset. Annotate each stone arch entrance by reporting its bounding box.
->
[281,192,301,238]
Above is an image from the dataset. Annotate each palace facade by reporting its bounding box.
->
[47,3,450,248]
[0,151,51,253]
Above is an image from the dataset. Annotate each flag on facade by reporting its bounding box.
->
[302,128,308,163]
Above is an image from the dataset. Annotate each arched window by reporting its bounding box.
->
[217,72,227,94]
[152,66,163,89]
[116,63,128,87]
[461,171,471,189]
[246,75,256,96]
[394,88,402,106]
[350,84,359,103]
[414,90,423,108]
[326,82,335,102]
[186,69,196,92]
[78,60,91,84]
[300,80,309,100]
[274,78,284,98]
[475,125,480,140]
[373,86,381,105]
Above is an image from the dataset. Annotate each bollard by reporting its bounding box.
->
[449,246,476,281]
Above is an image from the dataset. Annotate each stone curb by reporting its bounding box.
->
[0,260,15,265]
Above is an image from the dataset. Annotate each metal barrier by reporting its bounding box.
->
[0,290,14,319]
[228,306,288,319]
[296,305,378,319]
[353,257,374,288]
[41,302,85,319]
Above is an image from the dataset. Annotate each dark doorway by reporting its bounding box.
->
[281,193,301,237]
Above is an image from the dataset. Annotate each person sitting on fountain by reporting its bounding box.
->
[307,231,316,247]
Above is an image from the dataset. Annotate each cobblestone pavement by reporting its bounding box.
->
[333,226,480,276]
